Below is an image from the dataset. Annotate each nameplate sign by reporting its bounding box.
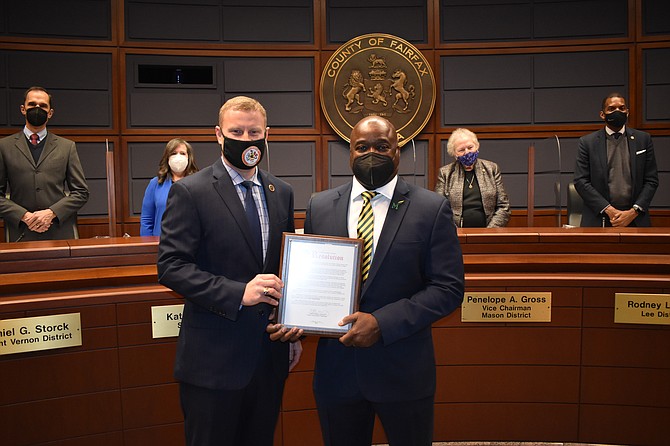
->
[461,292,552,322]
[615,293,670,325]
[0,313,82,355]
[151,304,184,338]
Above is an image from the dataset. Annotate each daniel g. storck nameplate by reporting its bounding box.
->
[320,33,436,147]
[0,313,82,355]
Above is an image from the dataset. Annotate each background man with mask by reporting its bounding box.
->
[157,96,302,446]
[302,116,464,445]
[0,86,88,241]
[574,92,658,227]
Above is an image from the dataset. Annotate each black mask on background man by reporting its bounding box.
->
[352,152,395,190]
[605,110,627,129]
[26,107,48,127]
[222,137,266,170]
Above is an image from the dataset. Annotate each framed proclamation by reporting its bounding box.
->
[277,233,363,336]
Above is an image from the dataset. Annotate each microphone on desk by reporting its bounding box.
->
[15,232,25,242]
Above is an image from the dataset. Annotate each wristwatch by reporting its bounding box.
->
[632,204,643,214]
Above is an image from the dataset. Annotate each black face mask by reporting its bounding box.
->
[352,152,396,190]
[26,107,49,127]
[605,110,627,129]
[222,137,266,170]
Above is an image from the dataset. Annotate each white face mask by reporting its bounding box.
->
[168,154,188,174]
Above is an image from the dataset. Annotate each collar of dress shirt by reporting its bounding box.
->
[350,175,398,203]
[605,125,626,136]
[221,156,260,186]
[23,126,47,142]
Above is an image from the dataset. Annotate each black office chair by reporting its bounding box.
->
[567,182,583,227]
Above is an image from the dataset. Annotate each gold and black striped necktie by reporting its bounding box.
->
[357,191,378,282]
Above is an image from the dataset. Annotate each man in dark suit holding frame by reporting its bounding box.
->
[158,96,301,446]
[301,116,464,445]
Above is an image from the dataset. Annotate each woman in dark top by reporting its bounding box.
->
[435,128,511,227]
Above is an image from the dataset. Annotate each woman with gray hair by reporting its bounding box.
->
[435,128,510,227]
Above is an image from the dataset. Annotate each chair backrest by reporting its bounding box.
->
[567,182,583,227]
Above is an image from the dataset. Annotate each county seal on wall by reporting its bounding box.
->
[320,33,436,147]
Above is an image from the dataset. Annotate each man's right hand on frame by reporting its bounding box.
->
[242,273,283,306]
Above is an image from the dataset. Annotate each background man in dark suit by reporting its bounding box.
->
[0,86,88,241]
[157,96,301,446]
[574,92,658,227]
[303,116,464,445]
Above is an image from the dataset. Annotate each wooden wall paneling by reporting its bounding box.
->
[435,402,579,442]
[39,432,124,446]
[434,327,582,366]
[280,335,320,444]
[282,370,317,411]
[579,404,670,446]
[281,409,323,446]
[0,1,668,234]
[581,366,670,407]
[123,423,184,446]
[118,343,177,388]
[436,365,580,403]
[582,327,670,368]
[120,383,182,429]
[0,348,119,405]
[1,234,669,444]
[0,391,123,446]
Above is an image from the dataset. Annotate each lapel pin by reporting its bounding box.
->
[391,200,405,210]
[269,184,275,192]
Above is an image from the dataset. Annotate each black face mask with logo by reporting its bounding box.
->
[26,107,48,127]
[222,137,266,170]
[352,152,396,190]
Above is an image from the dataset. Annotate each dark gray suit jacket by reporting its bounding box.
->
[0,131,88,241]
[157,158,294,390]
[574,127,658,227]
[305,177,464,404]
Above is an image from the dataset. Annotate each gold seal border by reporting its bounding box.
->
[320,33,436,147]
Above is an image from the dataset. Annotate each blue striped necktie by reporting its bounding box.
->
[241,181,262,261]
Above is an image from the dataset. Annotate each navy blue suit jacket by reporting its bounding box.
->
[305,178,464,403]
[574,127,658,227]
[157,158,294,390]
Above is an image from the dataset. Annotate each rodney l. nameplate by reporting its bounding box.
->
[320,33,435,147]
